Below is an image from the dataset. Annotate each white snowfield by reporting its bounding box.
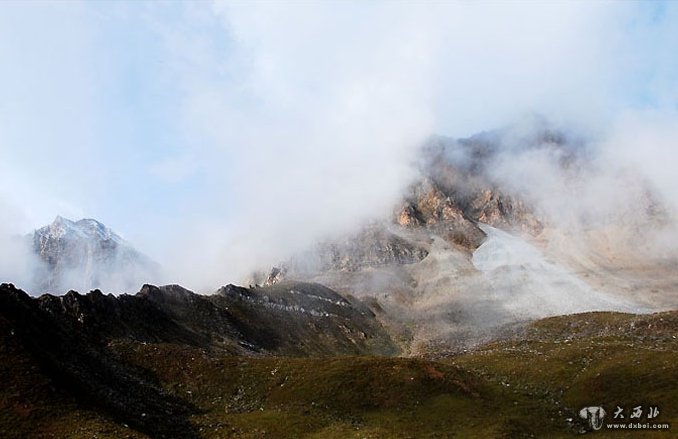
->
[471,223,644,320]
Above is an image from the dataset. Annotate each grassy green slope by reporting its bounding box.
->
[452,311,678,438]
[110,343,562,438]
[1,310,676,438]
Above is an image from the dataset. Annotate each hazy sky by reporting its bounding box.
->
[1,1,677,289]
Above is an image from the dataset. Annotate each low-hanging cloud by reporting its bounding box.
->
[1,1,677,293]
[0,198,45,290]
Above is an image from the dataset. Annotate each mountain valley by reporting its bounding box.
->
[2,125,677,438]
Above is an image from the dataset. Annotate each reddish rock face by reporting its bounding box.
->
[411,179,467,225]
[401,131,547,238]
[396,203,422,227]
[394,179,485,250]
[469,189,544,235]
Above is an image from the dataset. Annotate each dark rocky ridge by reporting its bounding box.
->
[2,282,396,357]
[0,281,396,436]
[3,278,675,437]
[213,281,395,355]
[0,283,200,438]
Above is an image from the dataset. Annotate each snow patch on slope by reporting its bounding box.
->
[472,223,644,319]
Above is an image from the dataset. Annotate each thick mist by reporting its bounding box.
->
[471,114,678,266]
[0,199,40,289]
[157,1,678,291]
[0,2,677,293]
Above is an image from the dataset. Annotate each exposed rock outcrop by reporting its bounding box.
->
[264,266,287,286]
[397,179,486,250]
[468,189,544,234]
[314,225,429,272]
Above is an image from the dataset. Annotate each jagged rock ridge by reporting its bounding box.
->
[2,281,397,357]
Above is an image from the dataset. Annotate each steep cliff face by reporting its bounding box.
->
[31,216,158,294]
[396,179,486,250]
[398,179,467,226]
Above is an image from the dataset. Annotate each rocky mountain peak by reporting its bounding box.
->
[30,217,159,295]
[37,216,123,244]
[42,215,77,239]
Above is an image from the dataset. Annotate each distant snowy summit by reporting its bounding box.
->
[30,216,159,294]
[36,216,124,246]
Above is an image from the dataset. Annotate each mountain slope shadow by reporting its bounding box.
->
[0,283,201,439]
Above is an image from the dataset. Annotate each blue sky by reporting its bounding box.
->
[1,1,677,287]
[0,2,225,235]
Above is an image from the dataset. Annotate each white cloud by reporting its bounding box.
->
[138,1,678,288]
[1,1,678,291]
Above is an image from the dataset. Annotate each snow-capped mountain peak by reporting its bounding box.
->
[30,216,158,294]
[40,216,124,242]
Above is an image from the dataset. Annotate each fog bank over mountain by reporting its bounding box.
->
[160,2,678,289]
[0,2,677,291]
